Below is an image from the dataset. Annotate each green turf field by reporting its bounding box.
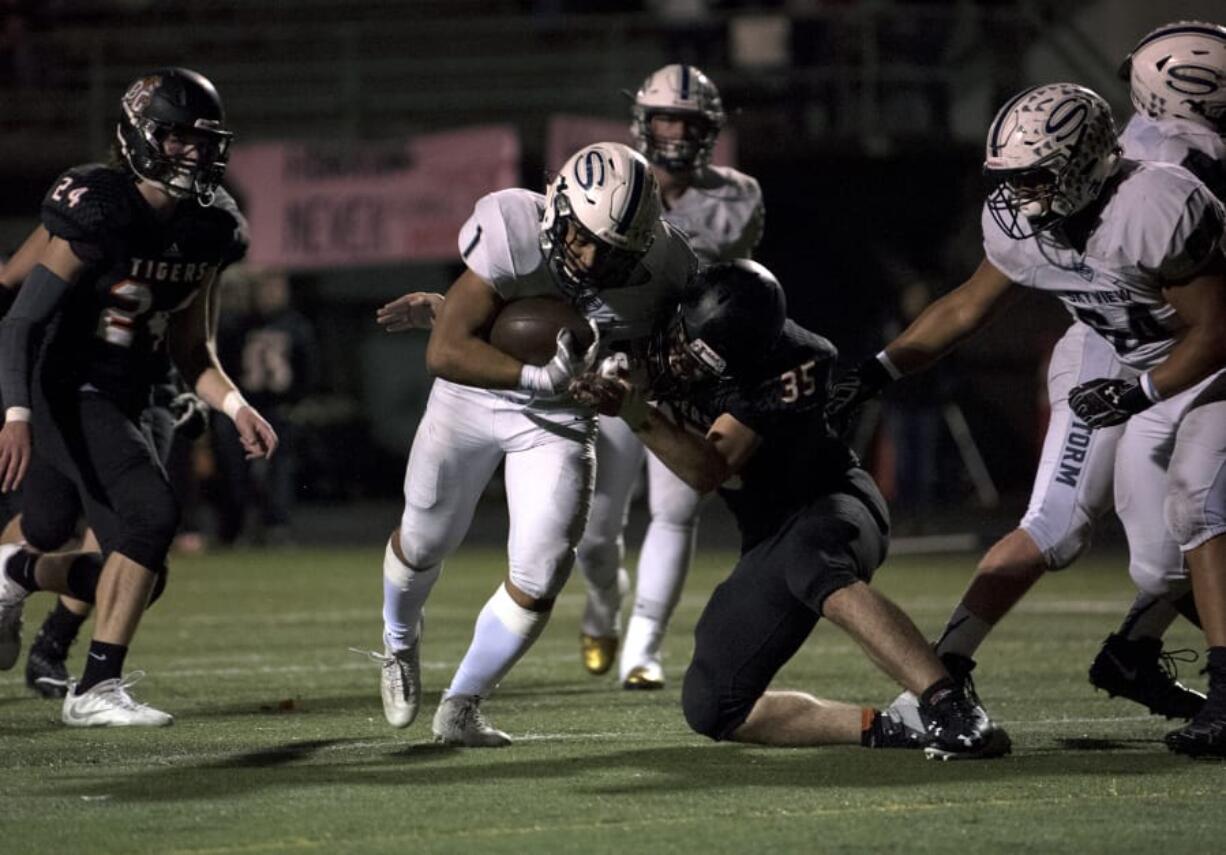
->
[1,545,1221,854]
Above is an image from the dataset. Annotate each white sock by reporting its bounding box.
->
[447,584,550,699]
[381,541,440,653]
[1118,592,1180,642]
[637,517,695,615]
[581,566,628,637]
[933,603,993,660]
[620,612,667,680]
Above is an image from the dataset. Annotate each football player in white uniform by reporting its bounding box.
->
[825,83,1226,730]
[577,64,766,689]
[371,142,696,746]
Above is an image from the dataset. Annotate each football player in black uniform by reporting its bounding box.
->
[0,226,210,699]
[570,260,1011,759]
[0,67,277,727]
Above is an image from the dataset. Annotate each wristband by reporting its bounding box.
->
[222,390,249,421]
[1138,372,1163,404]
[4,406,30,423]
[874,350,904,381]
[1118,381,1152,415]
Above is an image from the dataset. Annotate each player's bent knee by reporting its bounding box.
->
[1165,477,1225,553]
[23,512,77,554]
[147,566,170,606]
[681,660,748,741]
[118,495,181,571]
[508,554,574,601]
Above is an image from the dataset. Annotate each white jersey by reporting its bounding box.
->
[457,188,697,402]
[1120,113,1226,202]
[982,161,1226,370]
[662,165,764,264]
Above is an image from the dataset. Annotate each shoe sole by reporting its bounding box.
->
[924,729,1012,761]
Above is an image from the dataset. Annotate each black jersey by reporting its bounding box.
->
[665,320,860,548]
[38,164,247,408]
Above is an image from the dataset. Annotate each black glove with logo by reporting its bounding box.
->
[1068,377,1151,429]
[825,356,894,434]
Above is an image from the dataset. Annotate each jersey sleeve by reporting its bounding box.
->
[209,187,250,268]
[1141,182,1226,284]
[979,203,1033,286]
[724,175,764,260]
[458,191,520,296]
[39,167,132,265]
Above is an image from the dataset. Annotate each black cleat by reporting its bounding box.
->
[24,630,72,699]
[919,682,1012,761]
[1089,634,1205,720]
[1165,710,1226,758]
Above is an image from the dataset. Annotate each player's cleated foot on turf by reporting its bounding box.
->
[1165,708,1226,758]
[863,706,931,749]
[581,633,618,676]
[919,683,1011,761]
[622,660,665,690]
[25,630,72,699]
[432,694,511,747]
[0,543,31,671]
[61,672,174,727]
[1089,633,1205,720]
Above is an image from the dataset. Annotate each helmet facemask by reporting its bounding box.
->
[635,108,719,172]
[646,311,728,400]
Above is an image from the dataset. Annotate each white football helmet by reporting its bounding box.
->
[631,64,726,172]
[1121,21,1226,136]
[984,83,1121,240]
[540,142,662,307]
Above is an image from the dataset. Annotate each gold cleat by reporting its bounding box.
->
[580,634,618,676]
[622,663,665,691]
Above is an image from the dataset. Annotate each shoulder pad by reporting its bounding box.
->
[40,165,134,256]
[199,186,250,266]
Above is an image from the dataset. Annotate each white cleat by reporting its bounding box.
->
[0,543,31,671]
[379,641,421,729]
[432,694,511,747]
[619,614,666,689]
[622,659,665,690]
[61,672,174,727]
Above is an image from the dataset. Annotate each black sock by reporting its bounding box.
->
[76,641,128,693]
[39,601,87,648]
[1206,646,1226,673]
[3,547,39,592]
[920,676,957,708]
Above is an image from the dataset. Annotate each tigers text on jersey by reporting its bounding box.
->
[661,165,764,263]
[664,320,858,549]
[39,164,248,406]
[981,160,1225,370]
[458,187,697,373]
[1120,113,1226,202]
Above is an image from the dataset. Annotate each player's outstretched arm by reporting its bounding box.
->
[376,291,444,332]
[169,274,278,460]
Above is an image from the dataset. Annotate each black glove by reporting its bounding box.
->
[169,391,210,440]
[825,356,894,433]
[1068,377,1151,428]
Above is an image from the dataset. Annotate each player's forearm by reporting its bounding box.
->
[631,408,730,494]
[425,332,523,389]
[883,293,982,376]
[1149,322,1226,399]
[0,264,74,415]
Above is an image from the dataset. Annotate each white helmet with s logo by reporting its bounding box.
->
[1122,20,1226,136]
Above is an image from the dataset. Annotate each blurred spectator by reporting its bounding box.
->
[210,265,318,546]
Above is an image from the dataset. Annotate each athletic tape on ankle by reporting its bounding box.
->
[490,584,548,639]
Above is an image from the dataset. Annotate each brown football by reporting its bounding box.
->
[489,297,594,366]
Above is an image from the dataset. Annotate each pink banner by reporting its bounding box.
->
[545,114,737,175]
[227,126,520,270]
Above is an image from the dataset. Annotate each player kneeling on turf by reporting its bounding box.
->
[570,260,1011,759]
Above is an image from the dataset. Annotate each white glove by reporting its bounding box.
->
[519,320,600,395]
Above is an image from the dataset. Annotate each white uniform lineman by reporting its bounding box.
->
[577,64,765,689]
[377,143,696,745]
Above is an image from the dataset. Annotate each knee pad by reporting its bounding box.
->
[147,565,169,606]
[22,508,79,554]
[681,659,745,741]
[1127,540,1182,597]
[117,492,180,571]
[508,548,575,601]
[1018,512,1094,571]
[1165,465,1226,552]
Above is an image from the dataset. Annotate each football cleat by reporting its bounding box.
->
[25,628,73,699]
[864,707,930,749]
[1089,634,1205,720]
[1165,709,1226,758]
[919,683,1011,761]
[580,634,618,676]
[0,543,31,671]
[61,671,174,727]
[622,661,665,691]
[432,694,511,747]
[883,689,925,734]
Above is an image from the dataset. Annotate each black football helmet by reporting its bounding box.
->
[647,259,787,399]
[116,67,232,206]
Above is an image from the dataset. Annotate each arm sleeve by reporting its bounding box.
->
[0,264,75,411]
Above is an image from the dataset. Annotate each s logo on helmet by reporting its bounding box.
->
[1045,98,1089,142]
[574,150,607,191]
[1166,64,1222,96]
